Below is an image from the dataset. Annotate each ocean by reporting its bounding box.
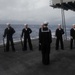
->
[0,24,72,45]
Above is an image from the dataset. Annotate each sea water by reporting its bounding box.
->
[0,24,72,45]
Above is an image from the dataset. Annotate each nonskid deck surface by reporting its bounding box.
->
[0,39,75,75]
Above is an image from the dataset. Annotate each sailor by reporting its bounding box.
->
[39,23,44,51]
[39,22,52,65]
[3,23,15,52]
[70,24,75,49]
[21,24,33,51]
[55,24,64,50]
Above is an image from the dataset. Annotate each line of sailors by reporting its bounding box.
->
[3,23,33,52]
[39,22,75,65]
[3,22,75,65]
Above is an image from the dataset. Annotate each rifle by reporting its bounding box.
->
[3,37,6,52]
[20,37,24,50]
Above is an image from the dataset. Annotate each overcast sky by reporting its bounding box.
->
[0,0,75,25]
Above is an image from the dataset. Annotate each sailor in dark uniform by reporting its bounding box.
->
[55,24,64,50]
[70,24,75,49]
[39,24,44,51]
[21,24,33,51]
[39,22,52,65]
[3,23,15,52]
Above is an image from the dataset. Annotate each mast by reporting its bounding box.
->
[61,0,67,40]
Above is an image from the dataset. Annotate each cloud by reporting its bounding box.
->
[0,0,75,24]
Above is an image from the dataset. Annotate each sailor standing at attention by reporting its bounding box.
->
[70,24,75,49]
[55,24,64,50]
[39,22,52,65]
